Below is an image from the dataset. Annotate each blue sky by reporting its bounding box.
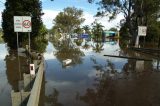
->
[0,0,124,29]
[42,0,97,14]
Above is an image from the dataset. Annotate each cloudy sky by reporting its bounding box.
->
[0,0,124,29]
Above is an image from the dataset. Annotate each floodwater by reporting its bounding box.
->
[0,43,31,106]
[43,39,160,106]
[0,43,11,105]
[0,39,160,106]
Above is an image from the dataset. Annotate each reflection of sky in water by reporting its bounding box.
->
[0,43,12,106]
[44,41,128,105]
[0,44,8,73]
[152,59,160,70]
[44,39,160,106]
[101,42,120,55]
[81,41,128,72]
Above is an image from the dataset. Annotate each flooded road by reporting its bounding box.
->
[0,43,30,106]
[43,39,160,106]
[0,43,12,105]
[0,39,160,106]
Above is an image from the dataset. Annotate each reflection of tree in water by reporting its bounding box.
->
[45,88,63,106]
[5,50,29,91]
[83,55,159,106]
[119,38,131,49]
[82,42,90,50]
[80,59,116,106]
[92,42,104,53]
[51,38,85,66]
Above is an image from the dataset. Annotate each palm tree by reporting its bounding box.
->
[82,25,91,34]
[92,22,104,42]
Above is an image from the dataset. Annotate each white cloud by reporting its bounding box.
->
[82,12,124,29]
[42,9,60,29]
[42,10,124,29]
[82,12,95,26]
[0,7,124,29]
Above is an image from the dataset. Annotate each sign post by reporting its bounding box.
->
[14,16,32,75]
[135,26,147,48]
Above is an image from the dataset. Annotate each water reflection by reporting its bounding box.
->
[81,57,160,106]
[44,39,122,105]
[50,38,85,67]
[45,88,62,106]
[5,50,29,91]
[92,42,104,53]
[44,38,160,106]
[0,44,12,106]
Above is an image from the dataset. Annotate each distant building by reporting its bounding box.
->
[102,31,117,42]
[103,31,116,37]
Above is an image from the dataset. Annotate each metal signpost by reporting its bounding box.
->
[14,16,32,105]
[14,16,32,77]
[135,26,147,47]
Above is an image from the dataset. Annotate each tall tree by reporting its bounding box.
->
[53,7,85,34]
[109,27,117,32]
[83,25,91,34]
[2,0,43,49]
[89,0,160,45]
[92,21,104,42]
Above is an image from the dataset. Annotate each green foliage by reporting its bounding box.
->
[73,27,83,34]
[2,0,43,49]
[0,28,3,43]
[75,39,83,46]
[53,7,85,34]
[146,21,160,42]
[39,24,48,38]
[32,39,48,53]
[119,23,130,38]
[90,0,160,44]
[83,25,91,34]
[91,21,104,41]
[109,27,117,32]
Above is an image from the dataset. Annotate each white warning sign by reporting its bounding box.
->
[138,26,147,36]
[14,16,32,32]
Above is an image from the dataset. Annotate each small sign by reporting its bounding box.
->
[14,16,32,32]
[30,64,35,75]
[79,34,90,38]
[138,26,147,36]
